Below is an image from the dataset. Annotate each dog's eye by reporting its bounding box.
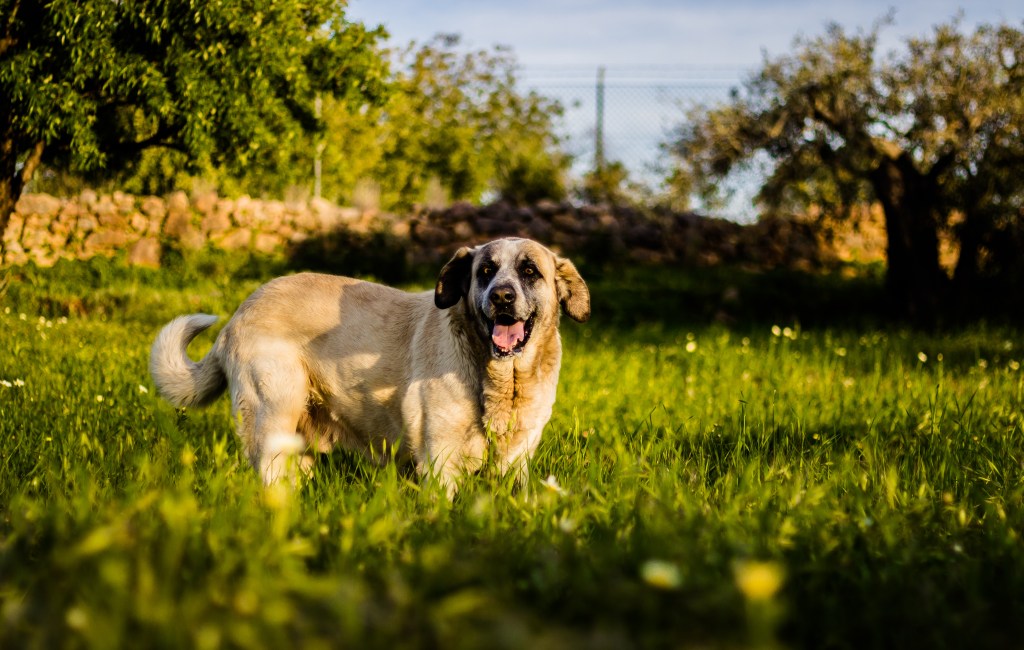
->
[521,263,538,277]
[480,265,494,276]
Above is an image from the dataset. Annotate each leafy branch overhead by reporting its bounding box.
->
[0,0,389,234]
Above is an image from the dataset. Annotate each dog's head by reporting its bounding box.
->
[434,238,590,360]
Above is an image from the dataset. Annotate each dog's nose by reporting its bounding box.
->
[489,286,516,306]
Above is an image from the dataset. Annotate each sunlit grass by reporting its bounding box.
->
[1,257,1023,649]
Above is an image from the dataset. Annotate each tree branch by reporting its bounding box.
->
[13,140,43,197]
[0,0,21,58]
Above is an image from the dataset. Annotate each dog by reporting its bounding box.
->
[149,237,590,495]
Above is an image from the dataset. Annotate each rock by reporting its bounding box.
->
[215,229,251,251]
[412,223,449,248]
[293,210,317,231]
[112,191,135,214]
[3,241,27,266]
[623,222,664,249]
[263,201,286,227]
[141,196,166,220]
[390,220,411,239]
[475,217,520,236]
[552,212,583,234]
[232,195,256,226]
[452,220,474,241]
[3,216,24,243]
[93,195,117,220]
[79,189,99,208]
[167,191,190,215]
[253,232,283,254]
[15,193,61,218]
[127,213,148,234]
[338,207,362,223]
[83,230,130,254]
[127,237,161,268]
[201,210,231,234]
[177,226,206,251]
[193,191,218,216]
[163,200,194,237]
[526,219,552,241]
[76,215,98,233]
[97,213,129,230]
[29,248,58,267]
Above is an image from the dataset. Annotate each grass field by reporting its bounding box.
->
[1,253,1023,649]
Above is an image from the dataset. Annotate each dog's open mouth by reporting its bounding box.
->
[489,313,534,357]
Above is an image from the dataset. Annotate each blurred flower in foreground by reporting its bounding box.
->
[641,559,681,590]
[734,560,785,601]
[917,352,928,363]
[540,474,566,496]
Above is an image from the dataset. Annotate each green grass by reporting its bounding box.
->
[1,254,1023,649]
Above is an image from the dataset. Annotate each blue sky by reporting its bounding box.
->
[347,1,1020,68]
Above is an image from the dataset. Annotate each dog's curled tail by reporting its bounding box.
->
[149,314,227,408]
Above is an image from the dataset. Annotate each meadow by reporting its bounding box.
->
[1,252,1022,649]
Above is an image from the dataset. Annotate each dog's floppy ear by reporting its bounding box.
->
[555,256,590,322]
[435,246,475,309]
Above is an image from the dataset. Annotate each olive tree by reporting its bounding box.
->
[668,18,1024,320]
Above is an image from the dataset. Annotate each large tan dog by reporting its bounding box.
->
[149,238,589,495]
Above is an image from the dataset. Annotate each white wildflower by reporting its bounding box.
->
[540,475,567,496]
[641,560,681,590]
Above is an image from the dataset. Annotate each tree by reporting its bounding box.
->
[0,0,388,238]
[668,18,1024,321]
[347,34,568,210]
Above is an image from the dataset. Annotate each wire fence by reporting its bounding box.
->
[521,65,746,186]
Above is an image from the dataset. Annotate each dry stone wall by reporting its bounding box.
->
[1,191,888,271]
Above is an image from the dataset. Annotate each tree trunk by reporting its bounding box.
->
[0,140,44,248]
[870,153,946,324]
[0,180,15,251]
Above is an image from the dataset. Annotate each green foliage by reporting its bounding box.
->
[302,35,569,210]
[26,33,569,211]
[2,258,1024,648]
[1,0,388,224]
[580,161,631,205]
[667,17,1024,318]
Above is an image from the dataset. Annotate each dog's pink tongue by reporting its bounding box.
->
[492,321,525,351]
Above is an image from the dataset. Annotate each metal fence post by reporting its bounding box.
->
[595,66,606,173]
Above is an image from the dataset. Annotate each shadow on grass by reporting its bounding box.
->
[4,237,1022,332]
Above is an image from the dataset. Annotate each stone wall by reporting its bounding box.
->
[1,191,888,270]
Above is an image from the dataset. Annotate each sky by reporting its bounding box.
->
[346,1,1022,217]
[346,0,1019,68]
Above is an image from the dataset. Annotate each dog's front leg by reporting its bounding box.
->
[423,433,488,500]
[494,429,543,495]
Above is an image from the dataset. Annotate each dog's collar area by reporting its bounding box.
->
[487,313,535,358]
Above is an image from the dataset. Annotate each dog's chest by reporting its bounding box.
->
[480,362,558,445]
